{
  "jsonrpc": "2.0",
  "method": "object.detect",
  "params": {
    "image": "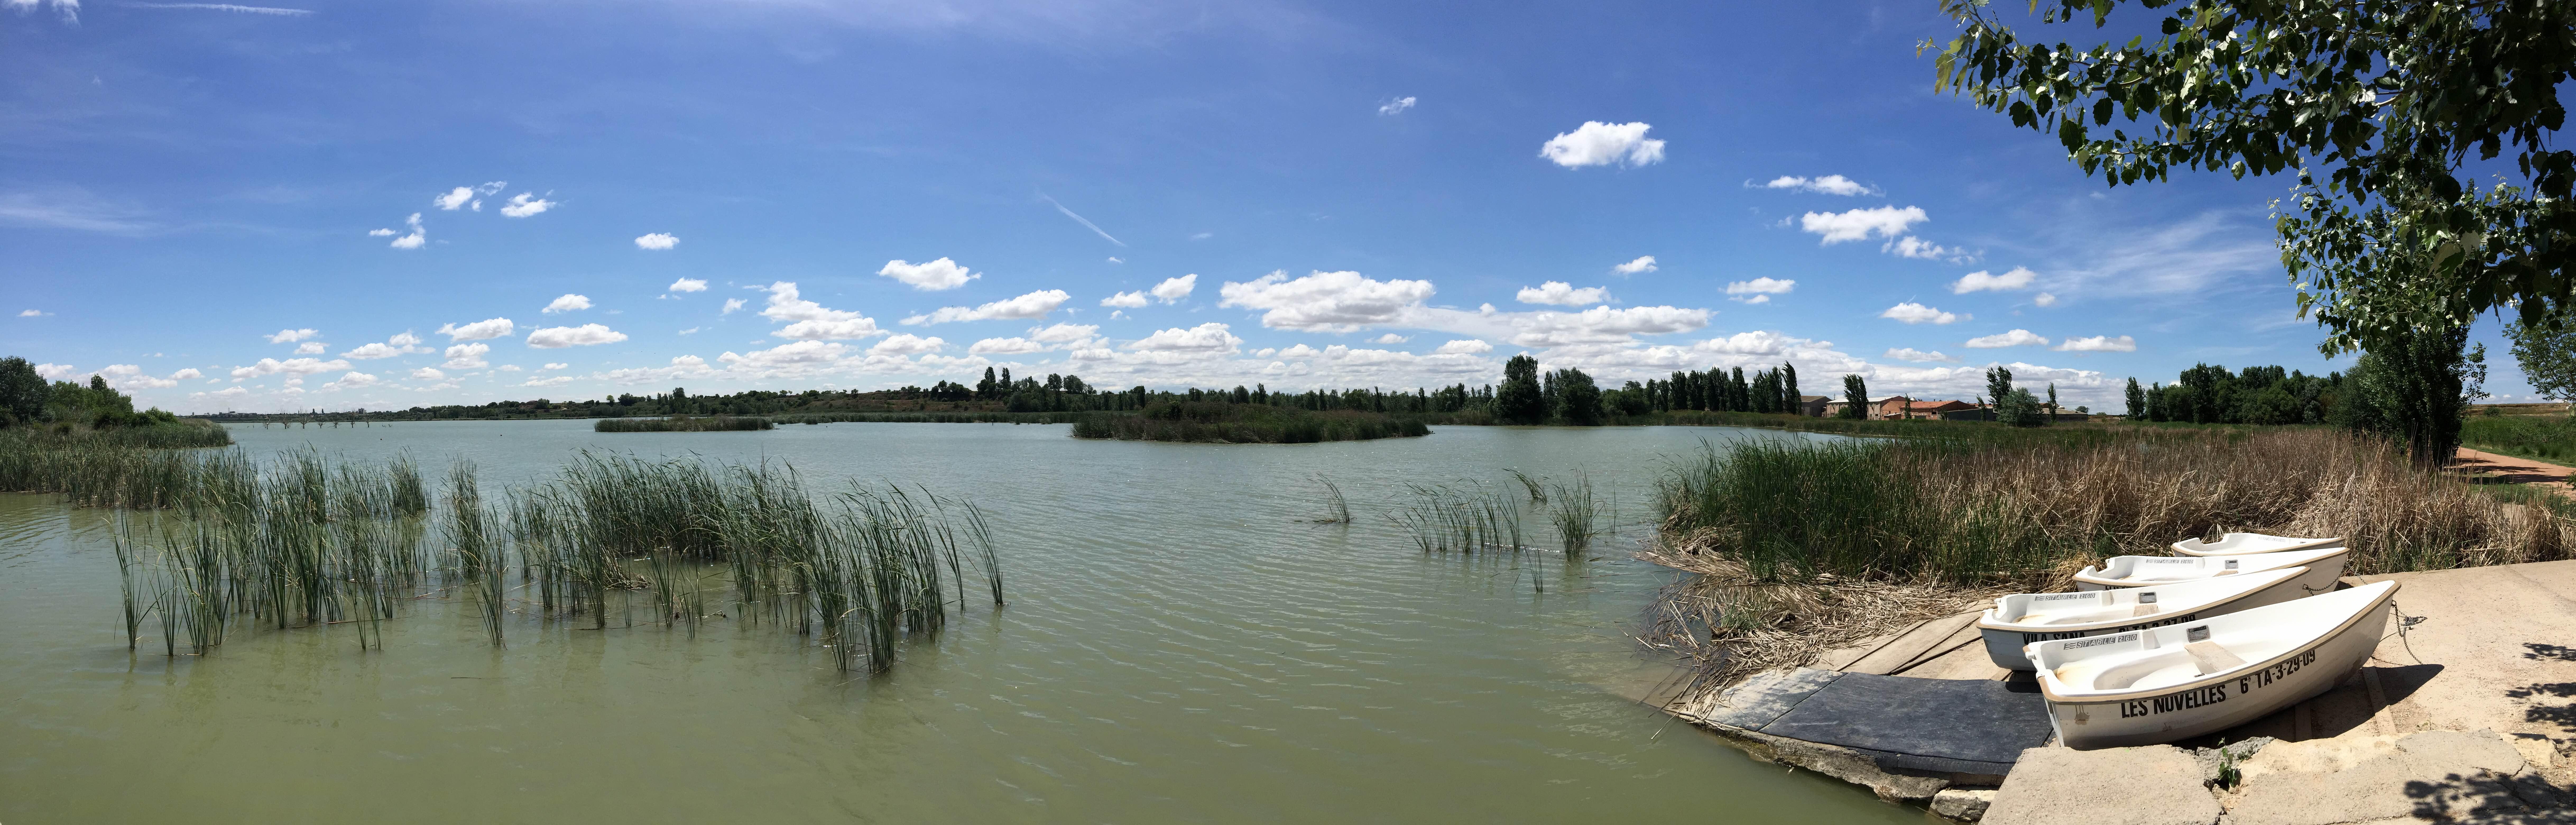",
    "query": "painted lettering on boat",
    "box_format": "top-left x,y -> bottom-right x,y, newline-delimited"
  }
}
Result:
2138,558 -> 2196,564
2111,646 -> 2321,719
2020,613 -> 2199,644
2032,593 -> 2096,602
2062,632 -> 2136,650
